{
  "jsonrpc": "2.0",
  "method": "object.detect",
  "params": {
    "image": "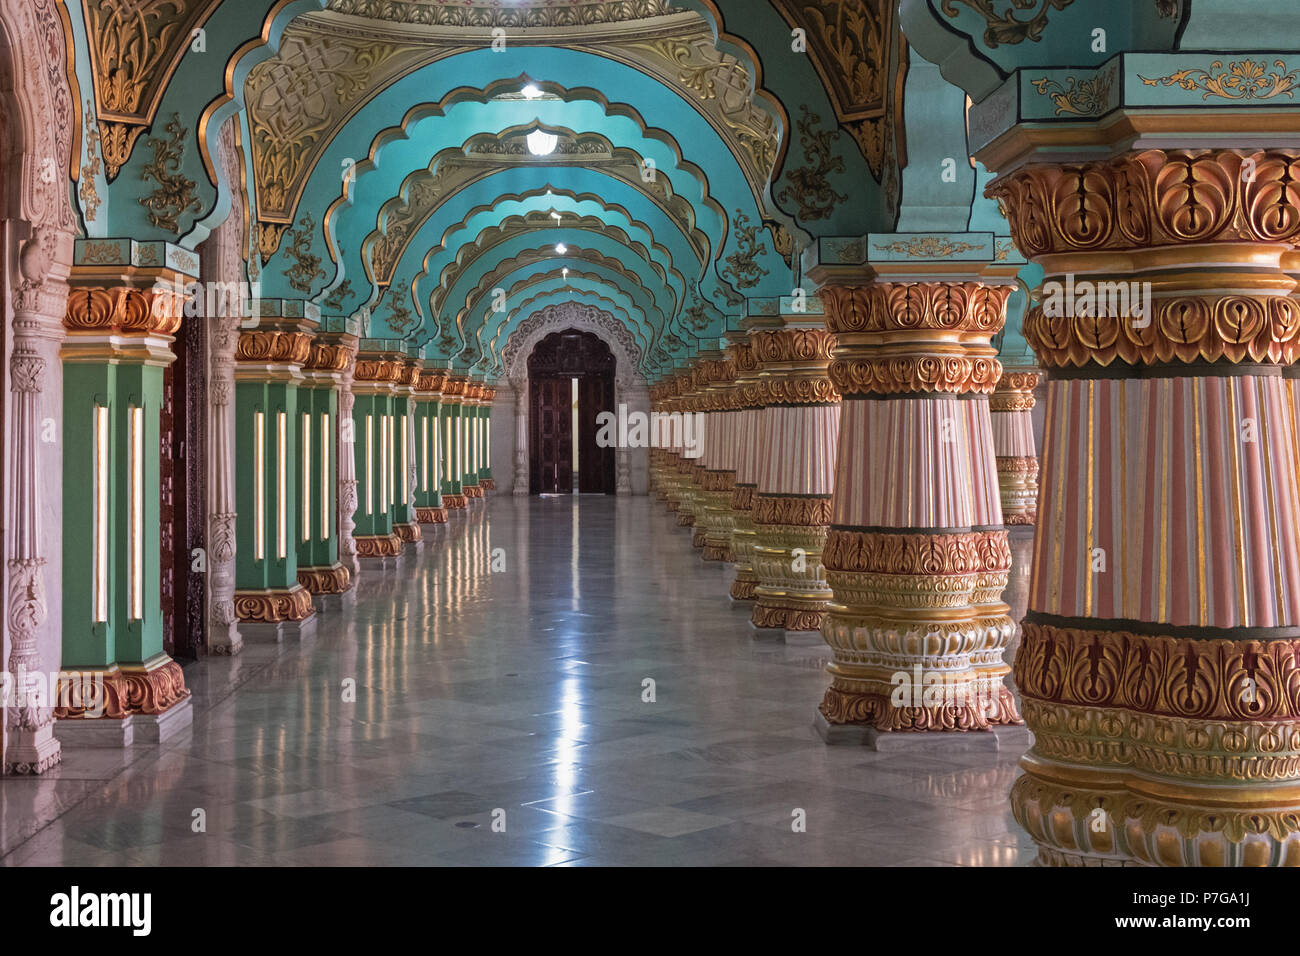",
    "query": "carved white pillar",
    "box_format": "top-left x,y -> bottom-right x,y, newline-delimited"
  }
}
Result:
615,381 -> 631,495
512,378 -> 528,496
338,341 -> 360,578
202,144 -> 244,654
5,228 -> 67,774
